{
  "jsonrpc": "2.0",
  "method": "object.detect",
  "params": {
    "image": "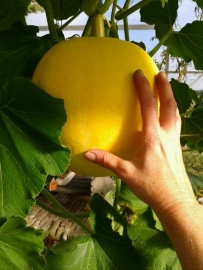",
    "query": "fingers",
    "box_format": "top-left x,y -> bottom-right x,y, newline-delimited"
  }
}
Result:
156,72 -> 178,130
85,149 -> 133,179
133,70 -> 159,130
133,70 -> 159,147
